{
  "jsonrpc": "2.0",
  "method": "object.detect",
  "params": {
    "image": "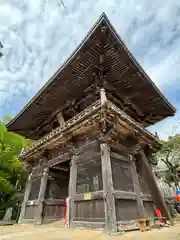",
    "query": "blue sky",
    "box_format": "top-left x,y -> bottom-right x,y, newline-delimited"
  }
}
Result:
0,0 -> 180,140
